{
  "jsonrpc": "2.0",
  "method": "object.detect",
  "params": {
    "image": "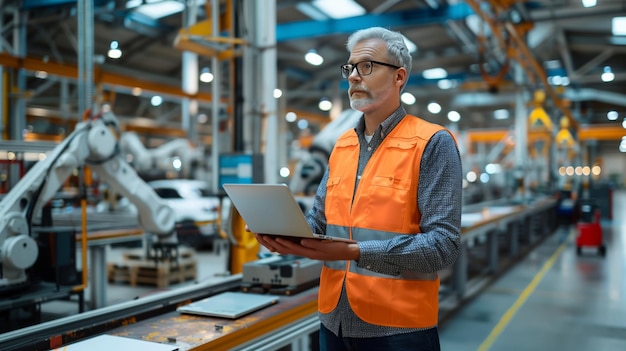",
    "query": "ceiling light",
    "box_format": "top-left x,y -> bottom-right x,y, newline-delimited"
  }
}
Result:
132,0 -> 185,20
150,95 -> 162,106
607,110 -> 619,121
312,0 -> 365,19
422,68 -> 448,79
285,112 -> 297,122
305,49 -> 324,66
318,97 -> 332,111
296,3 -> 328,20
548,76 -> 559,85
582,0 -> 597,8
108,40 -> 122,59
199,67 -> 213,83
297,119 -> 309,130
401,92 -> 416,105
601,66 -> 614,82
427,102 -> 441,114
612,17 -> 626,35
273,88 -> 283,98
494,109 -> 509,120
437,79 -> 456,90
448,111 -> 461,122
